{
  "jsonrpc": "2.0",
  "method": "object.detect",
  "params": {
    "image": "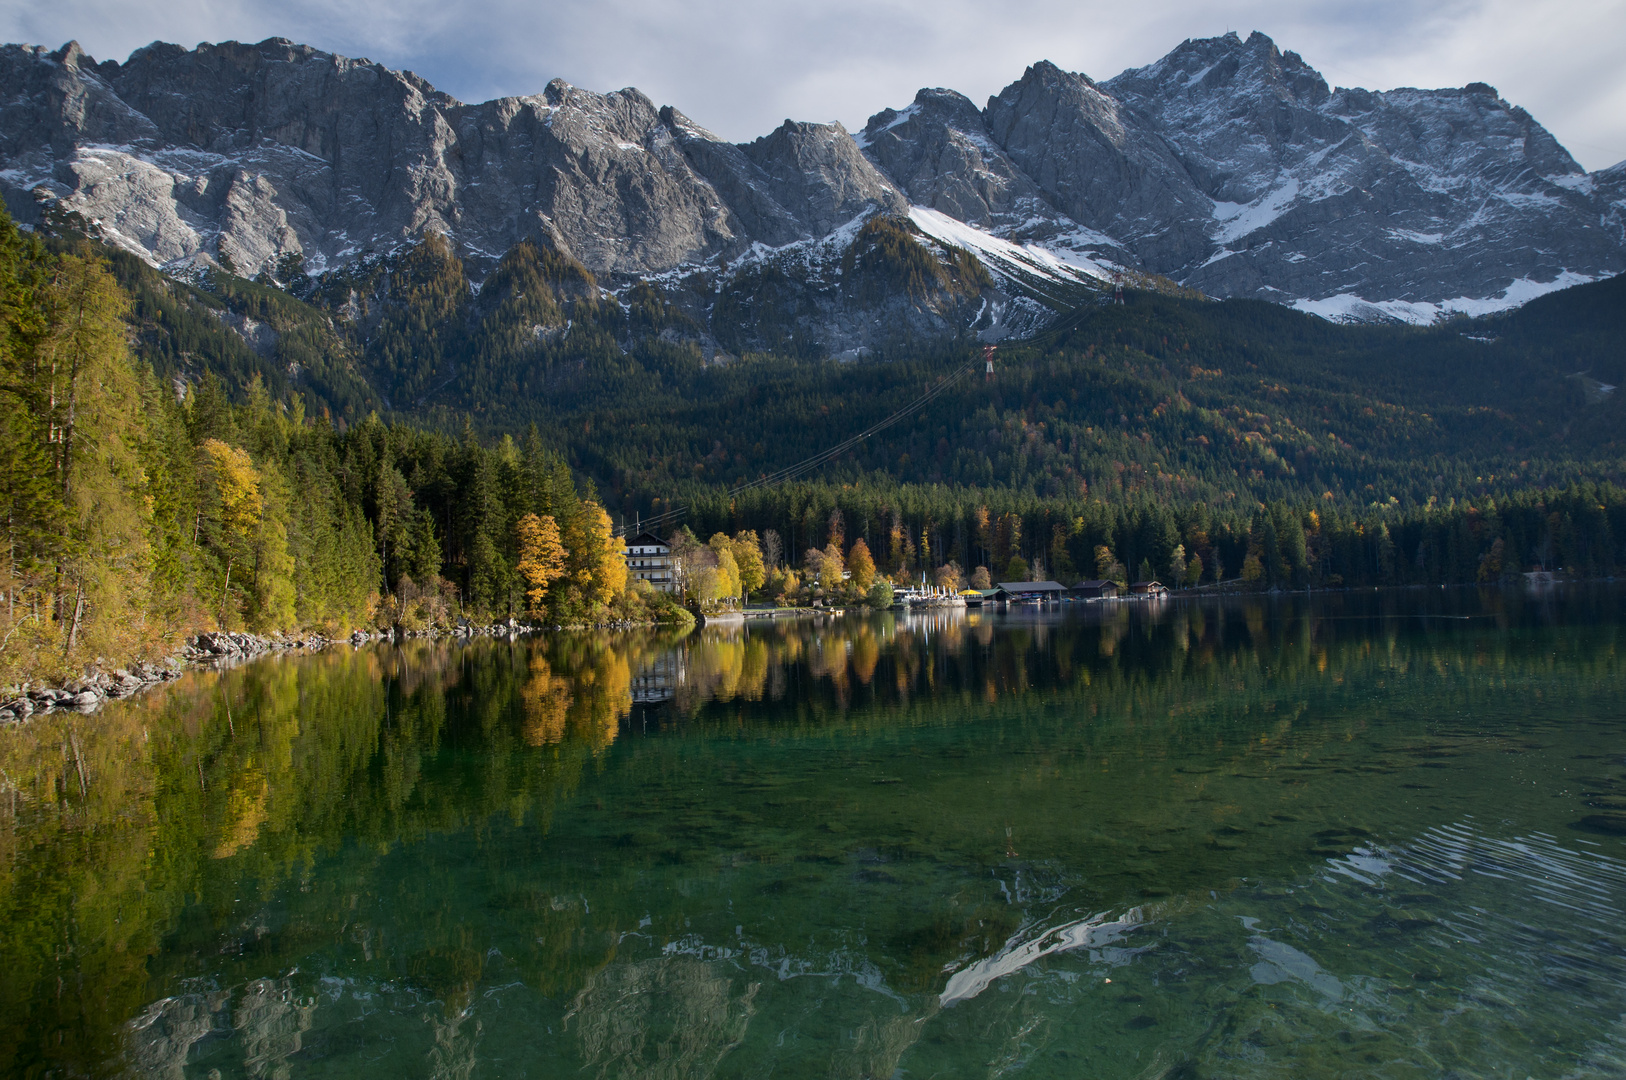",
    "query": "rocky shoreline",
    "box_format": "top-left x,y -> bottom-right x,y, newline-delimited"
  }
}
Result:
0,617 -> 689,724
0,630 -> 334,724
